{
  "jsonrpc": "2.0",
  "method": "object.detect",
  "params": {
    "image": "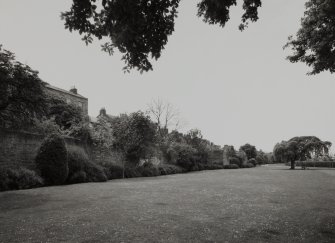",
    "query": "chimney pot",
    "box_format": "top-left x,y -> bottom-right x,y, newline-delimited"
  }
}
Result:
70,86 -> 77,94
